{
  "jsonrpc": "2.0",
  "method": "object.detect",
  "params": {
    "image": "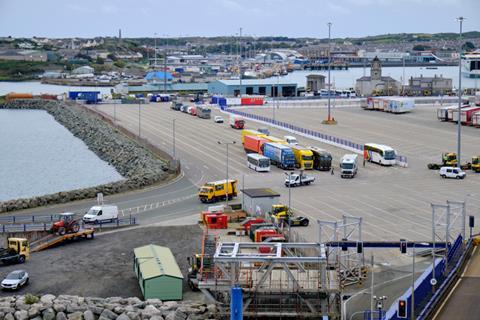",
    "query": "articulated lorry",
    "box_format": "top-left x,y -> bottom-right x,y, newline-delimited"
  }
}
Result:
243,135 -> 268,154
196,105 -> 211,119
340,154 -> 358,178
263,142 -> 296,170
230,116 -> 245,129
291,145 -> 314,170
241,129 -> 267,144
306,146 -> 332,171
